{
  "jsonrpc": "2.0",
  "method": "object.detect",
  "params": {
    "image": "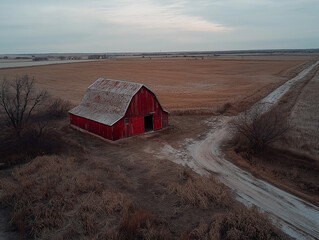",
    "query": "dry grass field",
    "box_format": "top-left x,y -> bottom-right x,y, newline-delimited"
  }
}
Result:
286,70 -> 319,158
0,55 -> 315,239
0,114 -> 286,239
0,57 -> 308,111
